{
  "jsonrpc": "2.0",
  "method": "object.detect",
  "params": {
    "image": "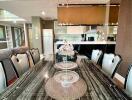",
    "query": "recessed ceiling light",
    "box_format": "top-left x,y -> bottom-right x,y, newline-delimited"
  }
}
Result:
41,11 -> 45,15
